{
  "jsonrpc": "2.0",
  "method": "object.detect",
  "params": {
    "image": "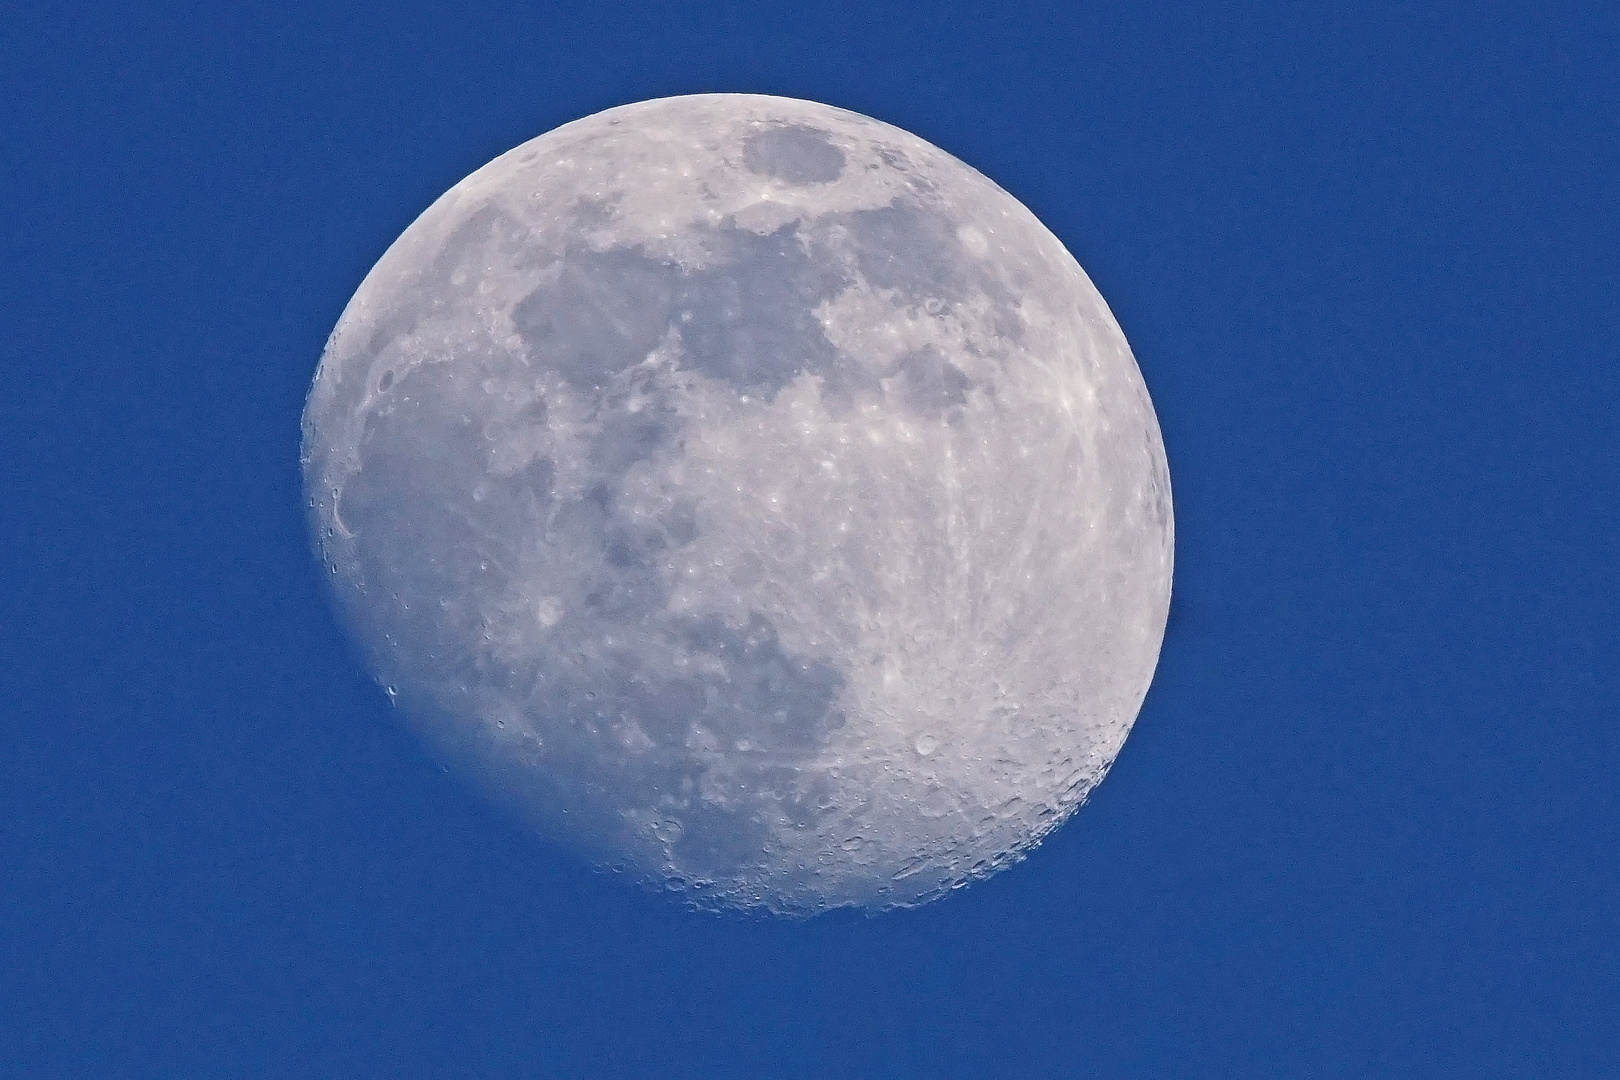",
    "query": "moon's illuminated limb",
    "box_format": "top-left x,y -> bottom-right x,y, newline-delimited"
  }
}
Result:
302,95 -> 1172,914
